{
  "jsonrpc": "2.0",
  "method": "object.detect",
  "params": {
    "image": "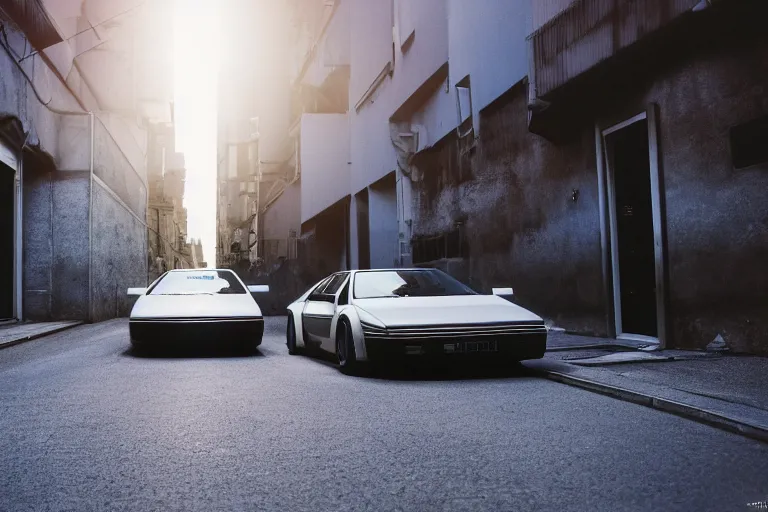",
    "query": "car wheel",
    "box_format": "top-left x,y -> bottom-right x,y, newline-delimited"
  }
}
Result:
287,315 -> 299,355
336,317 -> 361,375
